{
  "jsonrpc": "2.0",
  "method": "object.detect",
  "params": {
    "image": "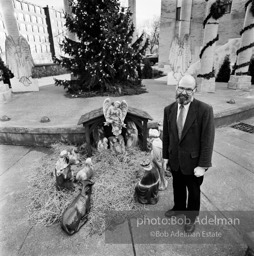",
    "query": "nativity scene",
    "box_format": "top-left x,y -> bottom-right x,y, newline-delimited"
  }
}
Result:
29,99 -> 171,236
